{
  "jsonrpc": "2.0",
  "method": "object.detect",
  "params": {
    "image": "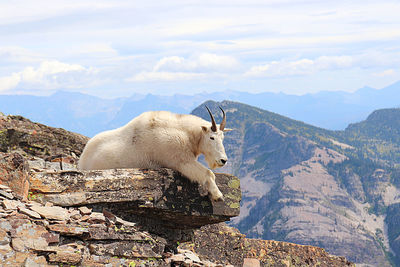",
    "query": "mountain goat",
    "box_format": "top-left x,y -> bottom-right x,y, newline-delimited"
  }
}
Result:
78,106 -> 231,201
